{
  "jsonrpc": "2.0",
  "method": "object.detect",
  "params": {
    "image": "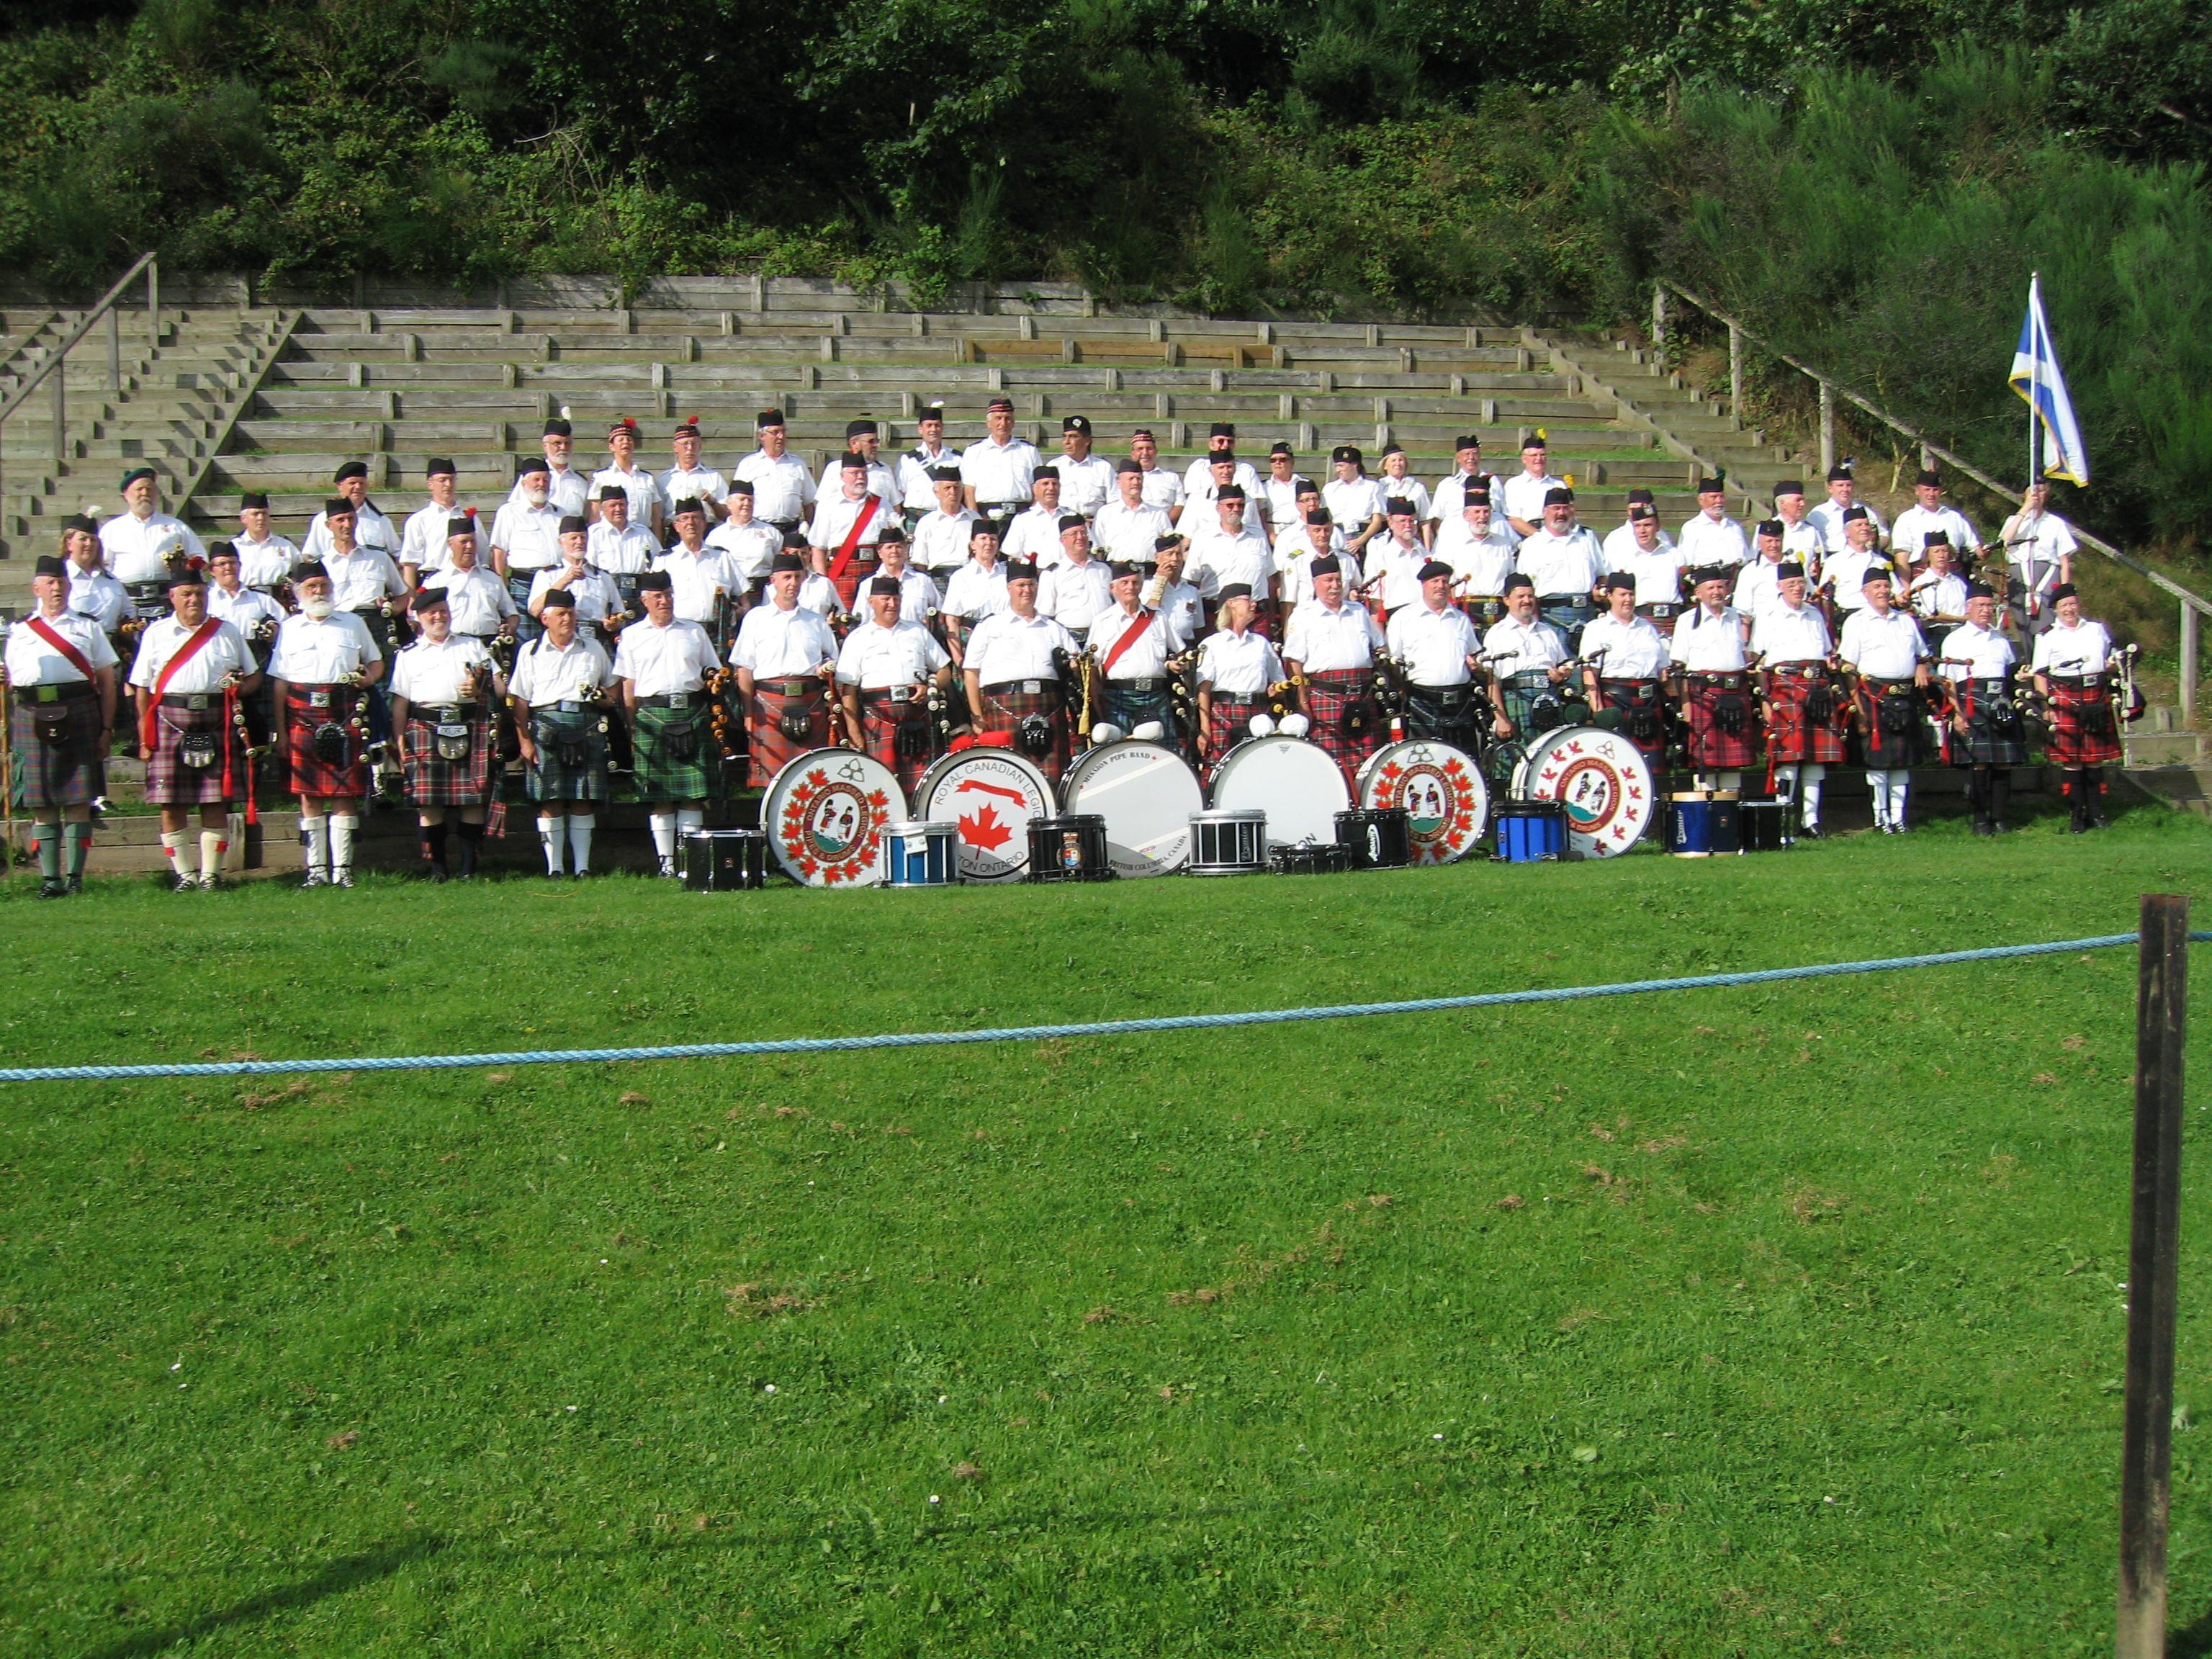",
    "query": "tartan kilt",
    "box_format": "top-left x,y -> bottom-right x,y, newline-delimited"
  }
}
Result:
1593,678 -> 1668,759
1761,667 -> 1848,764
1855,679 -> 1932,768
826,554 -> 881,612
859,688 -> 936,795
402,709 -> 495,807
1102,681 -> 1175,734
526,706 -> 610,803
283,685 -> 369,798
8,689 -> 105,813
2045,676 -> 2122,766
1205,696 -> 1267,759
631,701 -> 718,801
1496,670 -> 1557,739
1403,683 -> 1486,749
1684,673 -> 1759,769
145,697 -> 246,806
748,682 -> 834,788
1950,678 -> 2031,766
1301,667 -> 1384,781
980,683 -> 1071,783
